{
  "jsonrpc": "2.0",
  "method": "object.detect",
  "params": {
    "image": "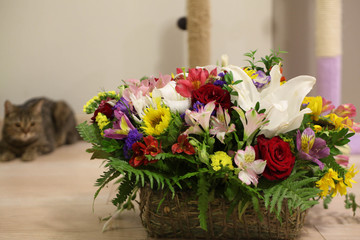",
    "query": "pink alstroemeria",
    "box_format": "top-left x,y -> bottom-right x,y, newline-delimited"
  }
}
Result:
175,67 -> 217,98
333,103 -> 357,119
234,146 -> 266,186
343,117 -> 360,133
184,101 -> 216,135
296,128 -> 330,170
122,74 -> 172,101
321,97 -> 335,114
104,109 -> 135,139
233,107 -> 268,141
210,105 -> 236,143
